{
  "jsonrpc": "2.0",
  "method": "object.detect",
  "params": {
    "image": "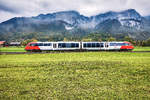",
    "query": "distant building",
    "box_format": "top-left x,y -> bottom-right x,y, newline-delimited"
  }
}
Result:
9,42 -> 21,46
0,41 -> 6,47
